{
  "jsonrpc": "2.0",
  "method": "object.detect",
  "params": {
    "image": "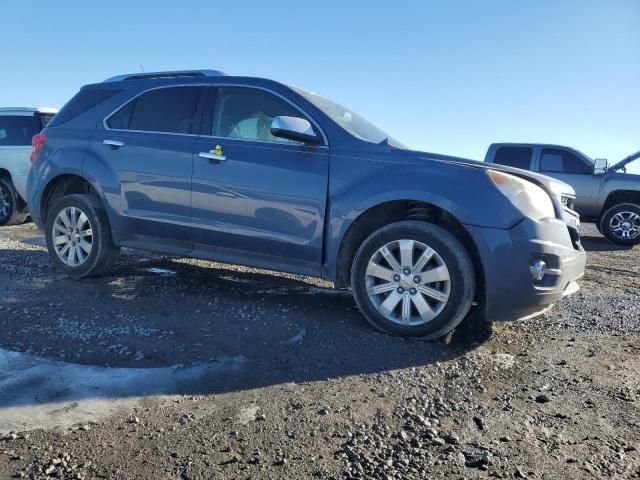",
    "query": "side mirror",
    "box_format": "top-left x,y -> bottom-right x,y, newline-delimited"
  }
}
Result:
593,158 -> 608,174
270,116 -> 321,145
